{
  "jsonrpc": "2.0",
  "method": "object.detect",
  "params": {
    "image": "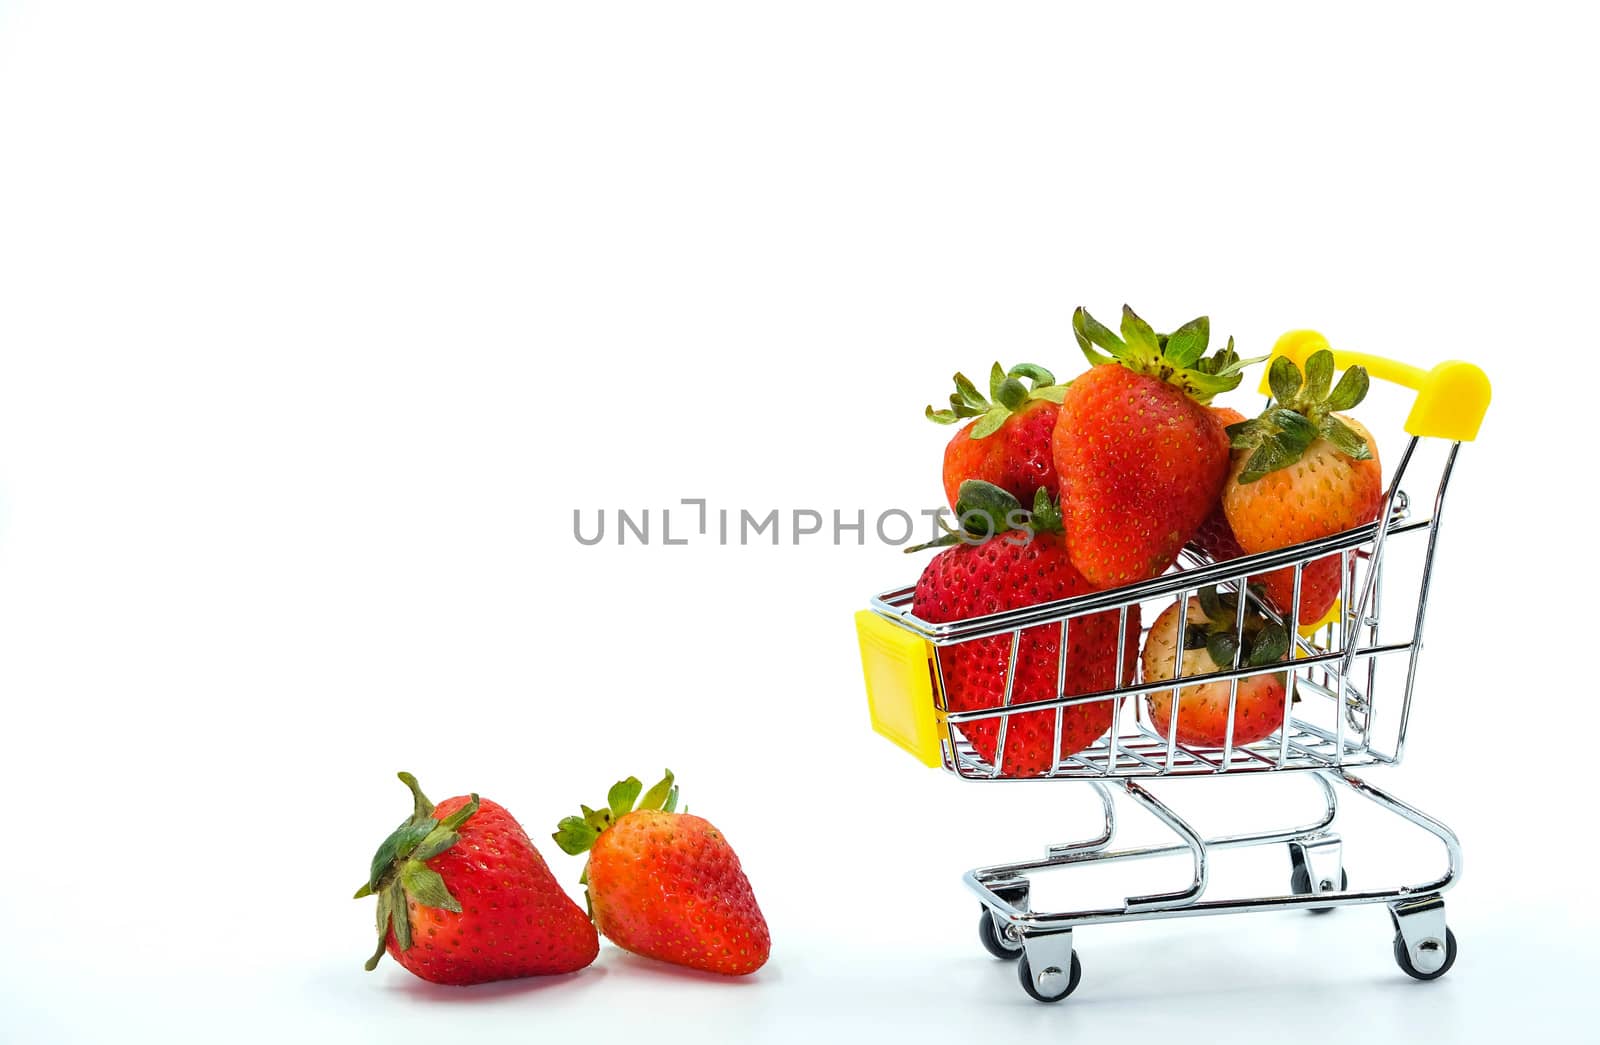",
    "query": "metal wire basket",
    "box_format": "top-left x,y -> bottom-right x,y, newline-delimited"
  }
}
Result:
854,333 -> 1490,1002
